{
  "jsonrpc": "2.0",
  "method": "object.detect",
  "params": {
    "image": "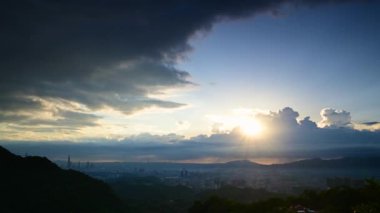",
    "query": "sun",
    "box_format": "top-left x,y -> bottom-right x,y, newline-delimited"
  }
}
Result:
239,119 -> 263,137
